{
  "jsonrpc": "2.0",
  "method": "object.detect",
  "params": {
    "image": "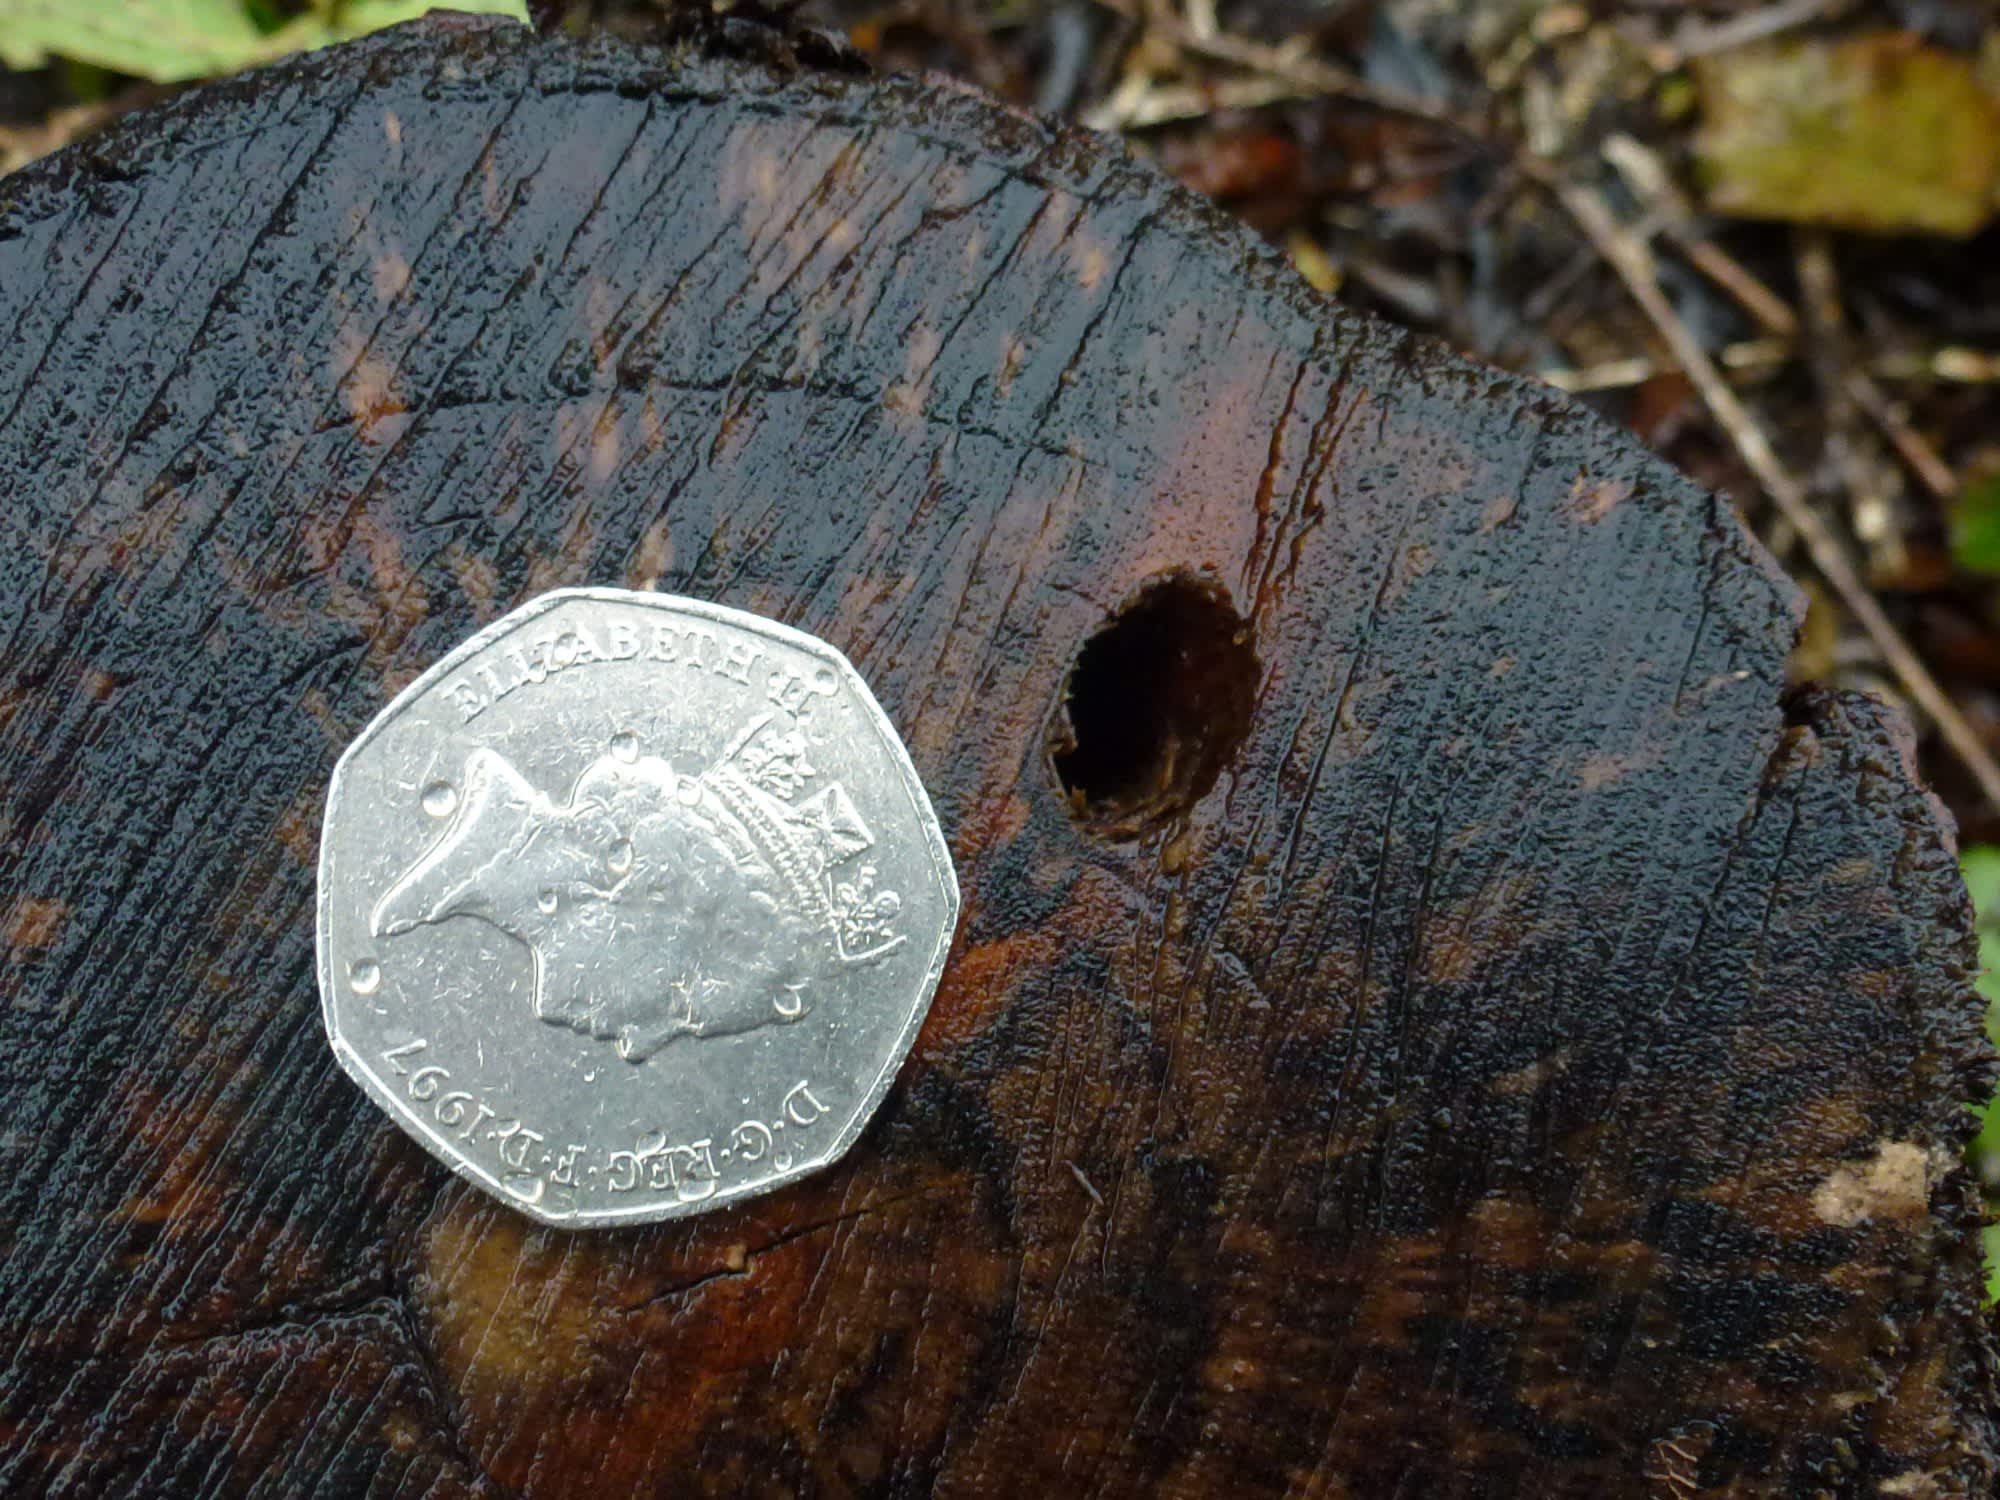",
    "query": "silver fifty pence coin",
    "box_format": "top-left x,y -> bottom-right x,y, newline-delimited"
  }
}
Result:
315,587 -> 960,1226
